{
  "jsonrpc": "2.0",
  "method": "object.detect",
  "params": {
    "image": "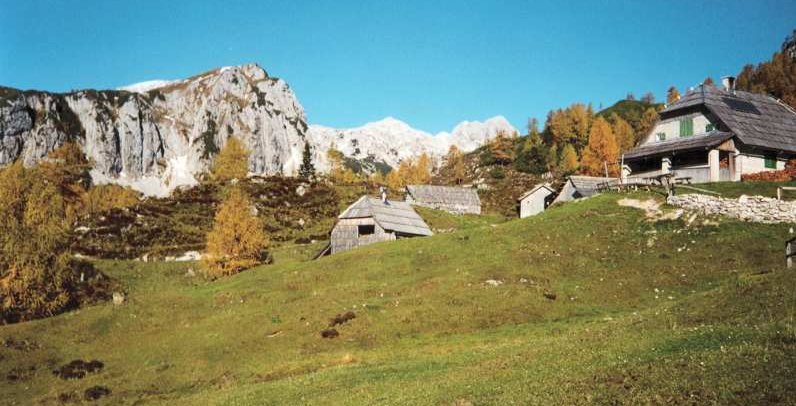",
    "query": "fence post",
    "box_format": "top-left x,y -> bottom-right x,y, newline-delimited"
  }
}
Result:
778,187 -> 782,201
788,240 -> 793,269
